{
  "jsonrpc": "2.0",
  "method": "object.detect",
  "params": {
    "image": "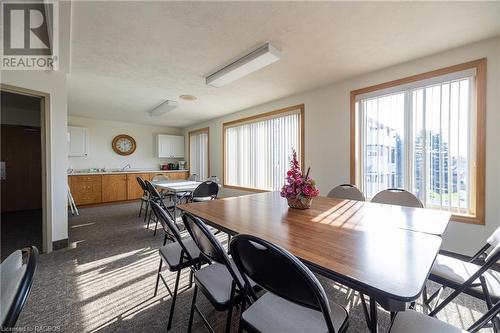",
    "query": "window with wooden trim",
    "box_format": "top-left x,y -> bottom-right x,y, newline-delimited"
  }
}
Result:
351,59 -> 486,224
223,105 -> 304,191
189,128 -> 209,180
